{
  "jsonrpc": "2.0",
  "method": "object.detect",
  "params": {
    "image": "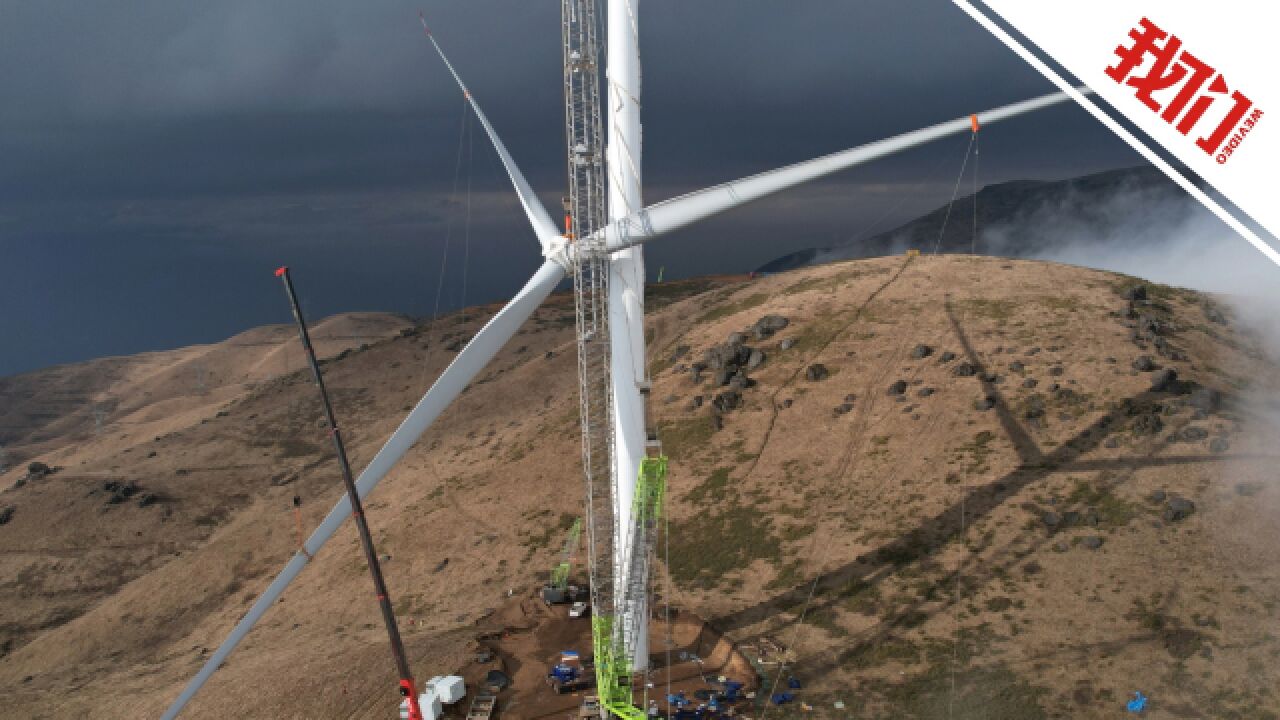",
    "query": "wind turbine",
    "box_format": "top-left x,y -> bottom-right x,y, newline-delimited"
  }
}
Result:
161,3 -> 1082,717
